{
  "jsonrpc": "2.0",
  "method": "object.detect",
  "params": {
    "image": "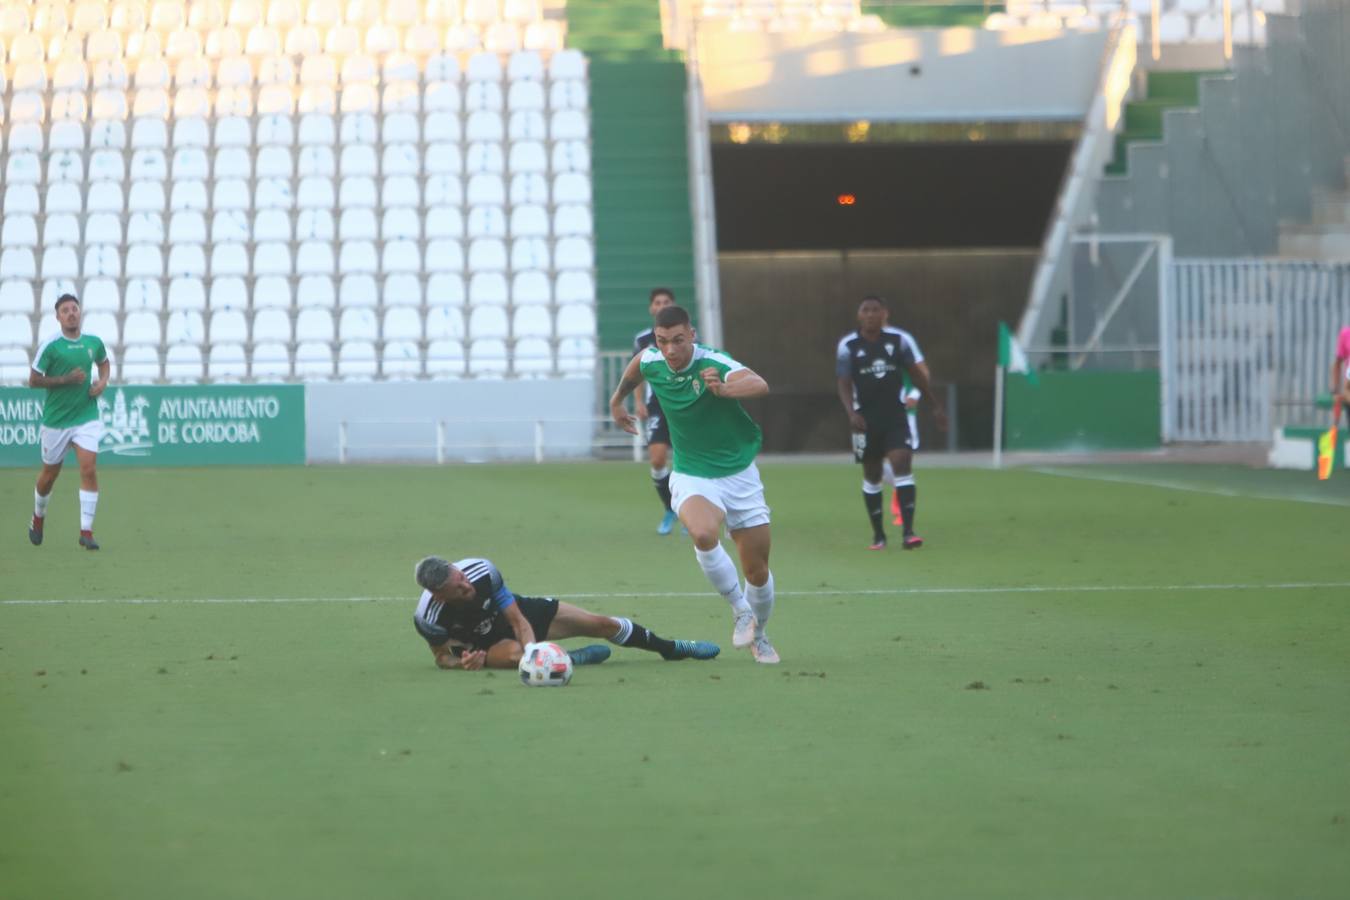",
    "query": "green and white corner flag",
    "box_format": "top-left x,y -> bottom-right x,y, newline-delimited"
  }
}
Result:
998,322 -> 1036,384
